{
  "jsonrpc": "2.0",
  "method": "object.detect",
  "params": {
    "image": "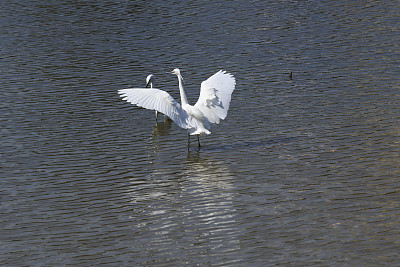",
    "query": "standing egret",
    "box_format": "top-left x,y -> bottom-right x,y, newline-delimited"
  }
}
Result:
145,74 -> 159,120
118,68 -> 236,148
145,74 -> 155,88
